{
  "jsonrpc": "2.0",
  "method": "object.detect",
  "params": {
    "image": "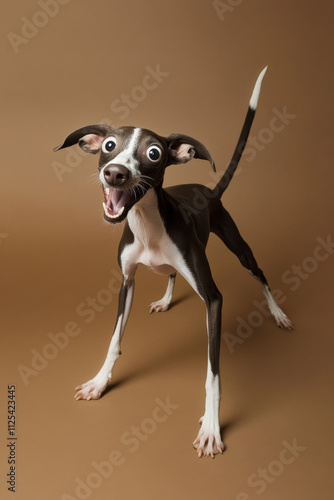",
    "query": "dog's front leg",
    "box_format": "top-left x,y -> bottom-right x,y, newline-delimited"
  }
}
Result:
75,273 -> 135,401
193,286 -> 225,458
175,252 -> 224,457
